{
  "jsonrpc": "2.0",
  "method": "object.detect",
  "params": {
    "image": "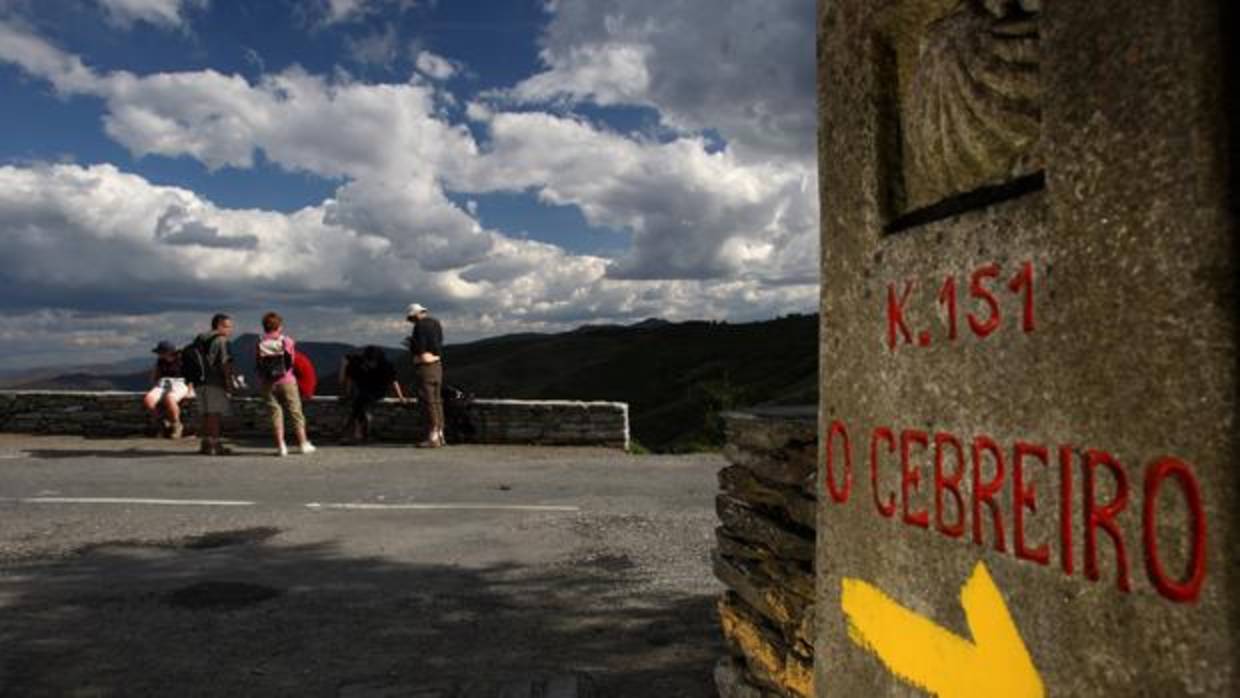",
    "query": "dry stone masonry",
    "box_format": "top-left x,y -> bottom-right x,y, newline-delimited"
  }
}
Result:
713,408 -> 817,698
0,391 -> 629,449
